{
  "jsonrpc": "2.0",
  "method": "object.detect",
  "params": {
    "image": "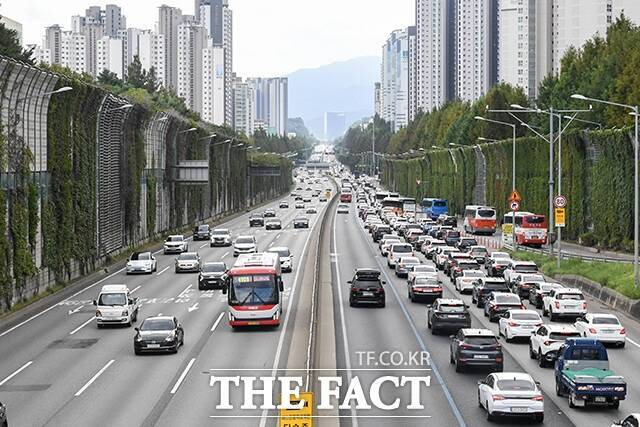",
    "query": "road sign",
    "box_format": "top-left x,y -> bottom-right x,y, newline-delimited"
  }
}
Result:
280,392 -> 313,427
554,195 -> 567,208
510,201 -> 520,211
508,190 -> 522,203
555,208 -> 566,227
